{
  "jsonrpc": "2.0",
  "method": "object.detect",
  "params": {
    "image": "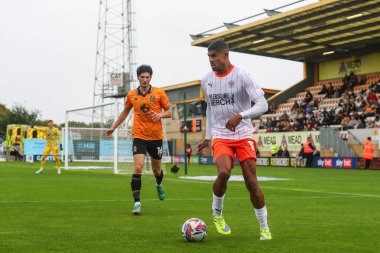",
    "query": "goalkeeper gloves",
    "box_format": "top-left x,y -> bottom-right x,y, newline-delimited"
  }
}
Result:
60,144 -> 63,150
